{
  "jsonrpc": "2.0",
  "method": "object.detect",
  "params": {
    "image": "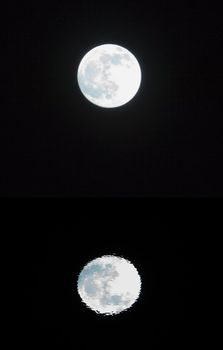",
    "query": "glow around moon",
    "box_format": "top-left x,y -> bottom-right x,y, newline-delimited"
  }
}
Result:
77,44 -> 141,108
77,255 -> 141,315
